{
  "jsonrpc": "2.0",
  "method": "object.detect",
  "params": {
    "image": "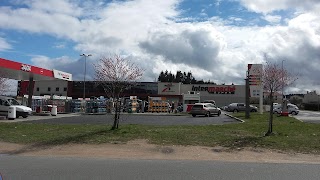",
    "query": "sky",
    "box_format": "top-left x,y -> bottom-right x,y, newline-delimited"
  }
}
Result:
0,0 -> 320,95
